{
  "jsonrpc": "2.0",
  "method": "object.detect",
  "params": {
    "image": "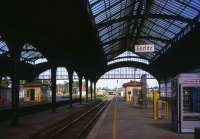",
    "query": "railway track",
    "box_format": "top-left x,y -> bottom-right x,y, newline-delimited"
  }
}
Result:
30,100 -> 110,139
